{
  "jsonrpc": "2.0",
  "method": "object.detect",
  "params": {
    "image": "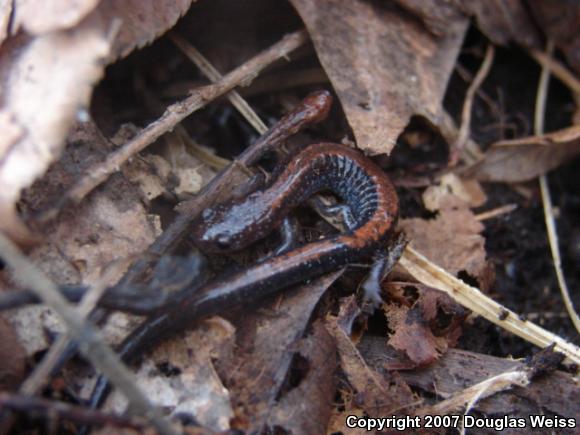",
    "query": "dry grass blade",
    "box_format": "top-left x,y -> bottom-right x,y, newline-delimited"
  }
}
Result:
417,369 -> 529,416
529,48 -> 580,95
400,247 -> 580,365
534,40 -> 580,334
453,43 -> 495,164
